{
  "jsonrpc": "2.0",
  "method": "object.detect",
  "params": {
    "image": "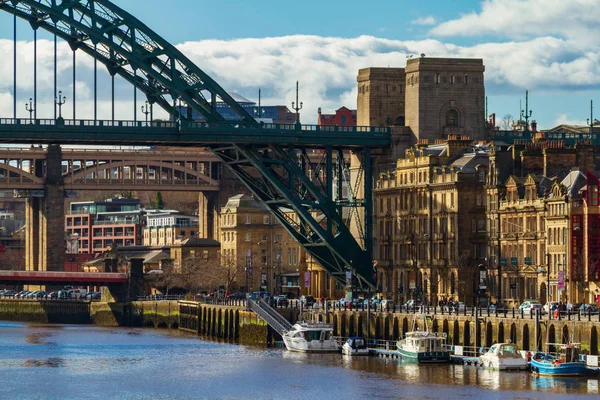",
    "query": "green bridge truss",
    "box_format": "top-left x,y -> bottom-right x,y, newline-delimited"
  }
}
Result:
0,0 -> 389,290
